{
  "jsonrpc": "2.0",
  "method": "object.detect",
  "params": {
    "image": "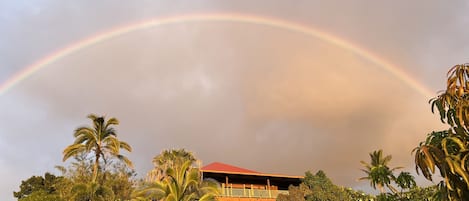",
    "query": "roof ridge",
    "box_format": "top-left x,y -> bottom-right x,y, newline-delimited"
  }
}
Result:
201,161 -> 260,174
